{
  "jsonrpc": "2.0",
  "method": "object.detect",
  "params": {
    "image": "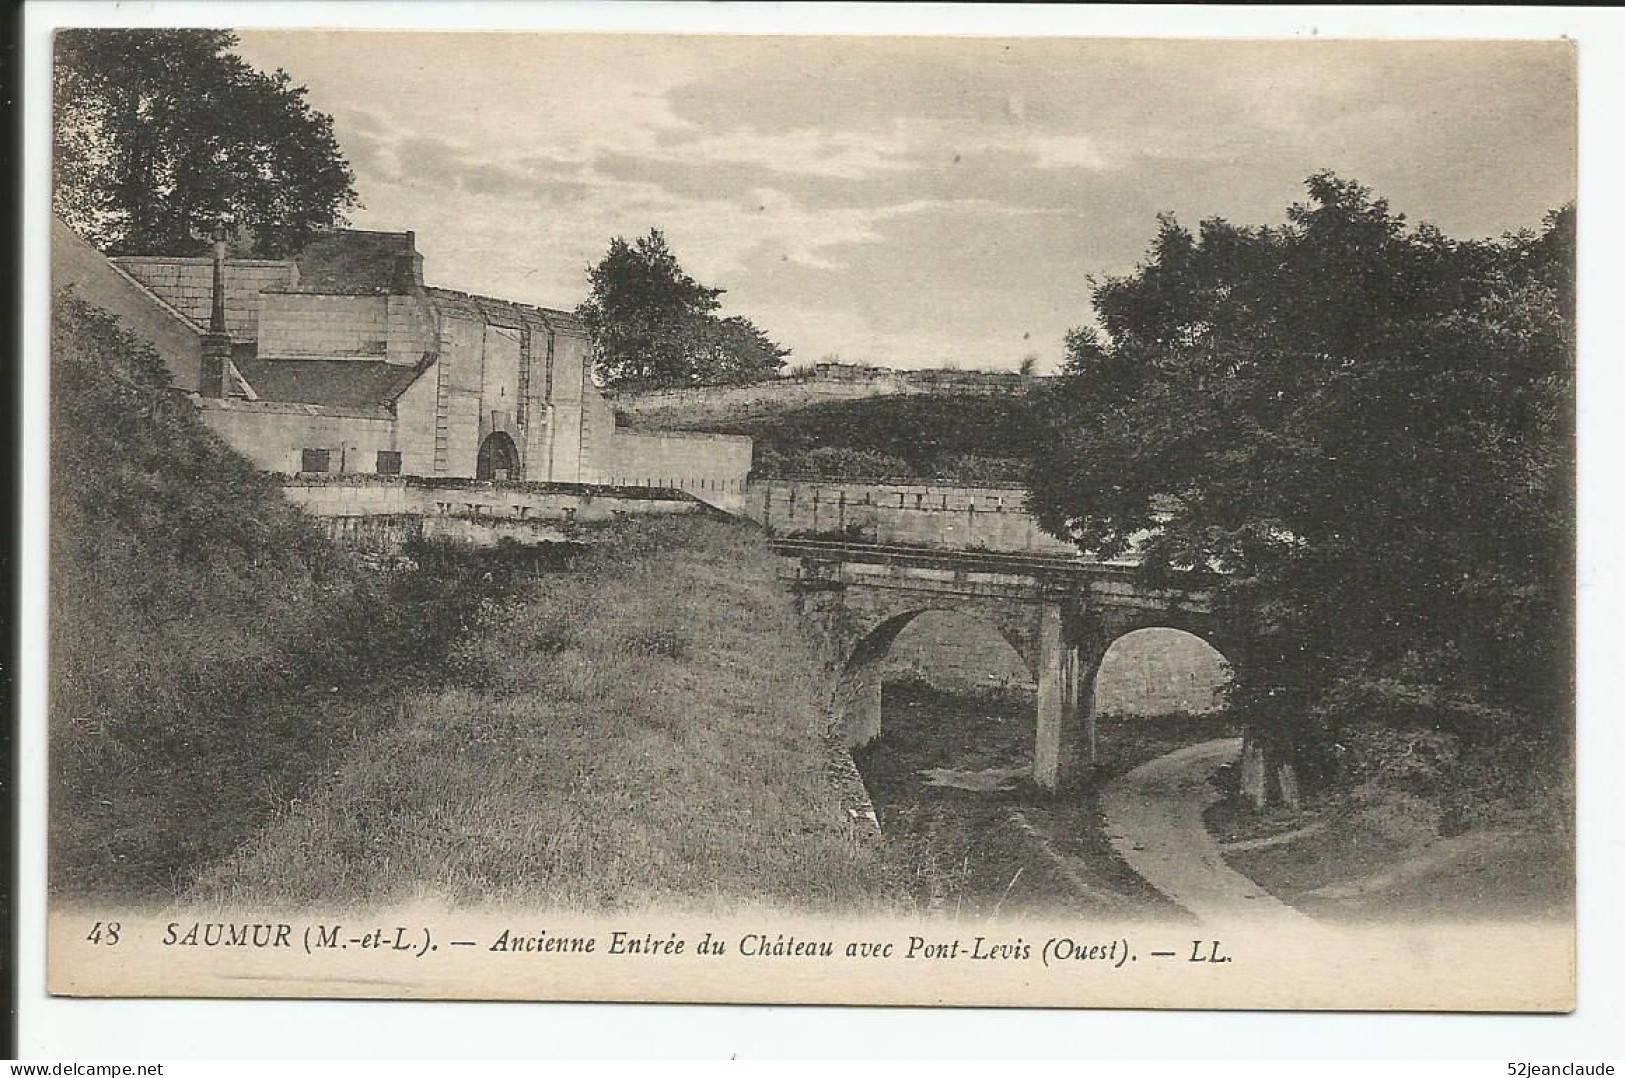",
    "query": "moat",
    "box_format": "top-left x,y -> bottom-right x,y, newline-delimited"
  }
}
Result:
853,677 -> 1238,920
